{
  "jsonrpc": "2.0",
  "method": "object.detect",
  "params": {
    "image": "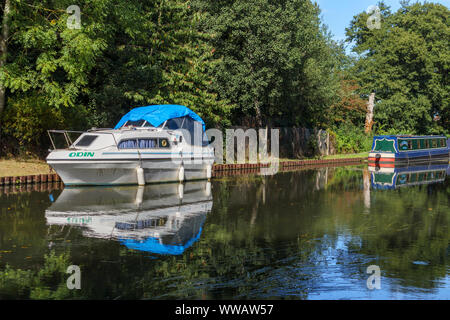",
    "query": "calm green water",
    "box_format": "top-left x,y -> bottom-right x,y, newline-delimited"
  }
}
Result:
0,164 -> 449,300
